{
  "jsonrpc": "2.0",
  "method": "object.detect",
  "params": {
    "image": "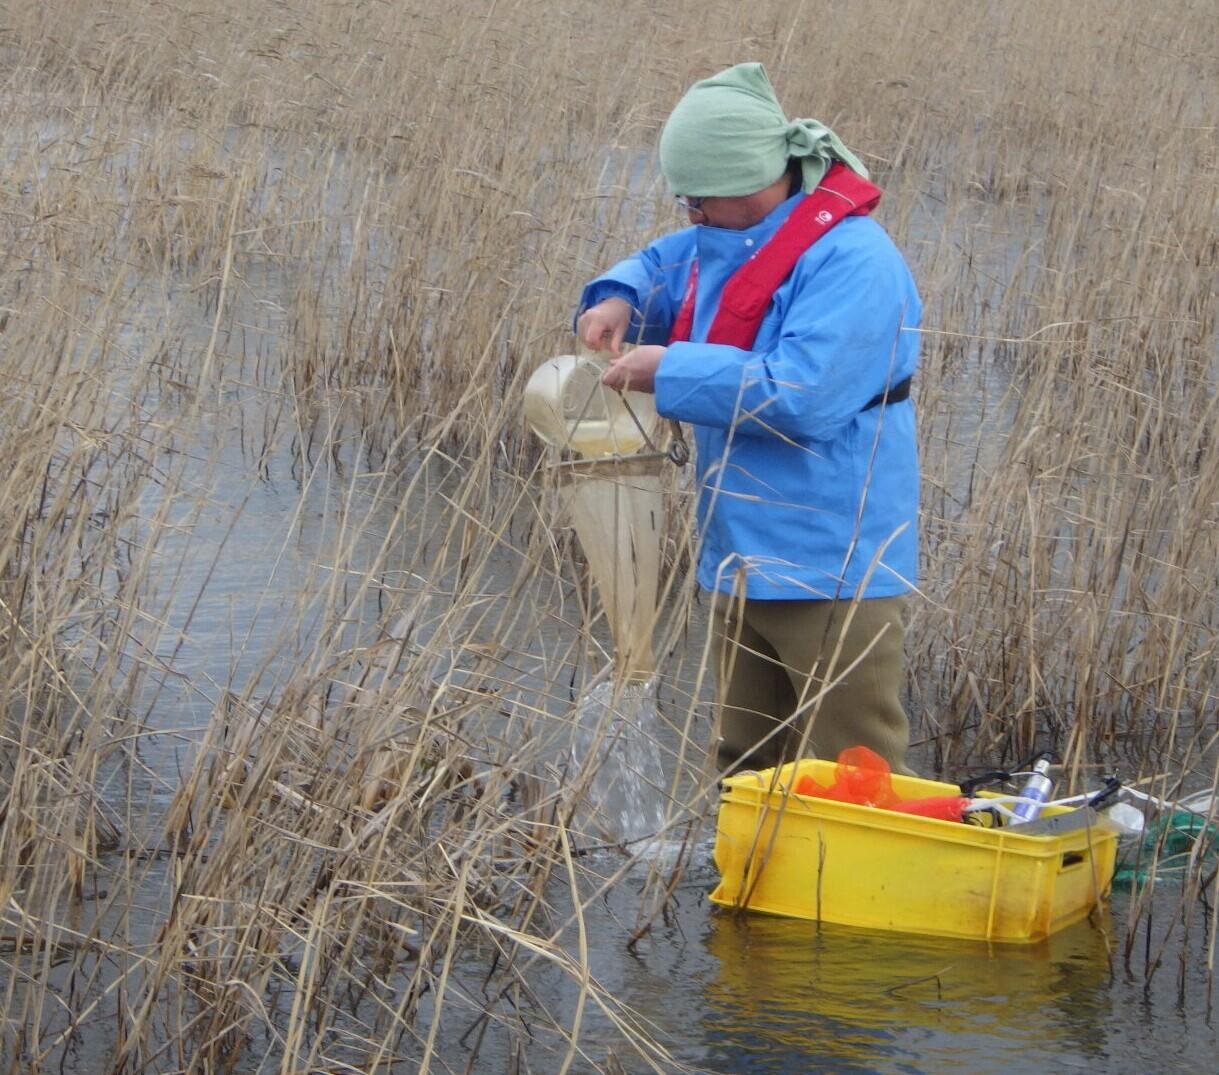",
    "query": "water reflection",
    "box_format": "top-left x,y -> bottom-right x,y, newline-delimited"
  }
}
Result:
691,906 -> 1115,1073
